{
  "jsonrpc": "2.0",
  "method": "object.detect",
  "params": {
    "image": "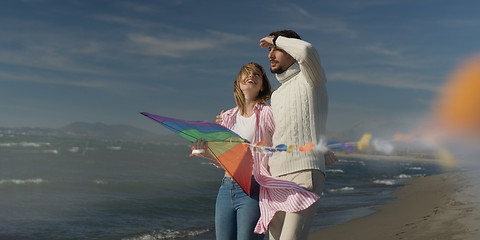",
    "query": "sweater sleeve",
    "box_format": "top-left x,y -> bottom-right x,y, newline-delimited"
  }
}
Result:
275,36 -> 327,88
